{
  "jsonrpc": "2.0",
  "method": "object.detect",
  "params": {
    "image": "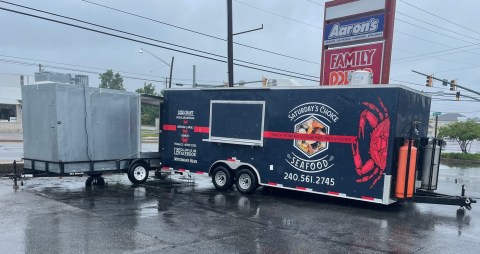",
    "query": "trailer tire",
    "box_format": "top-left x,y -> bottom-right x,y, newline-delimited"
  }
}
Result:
212,166 -> 233,190
128,161 -> 149,184
235,168 -> 258,194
